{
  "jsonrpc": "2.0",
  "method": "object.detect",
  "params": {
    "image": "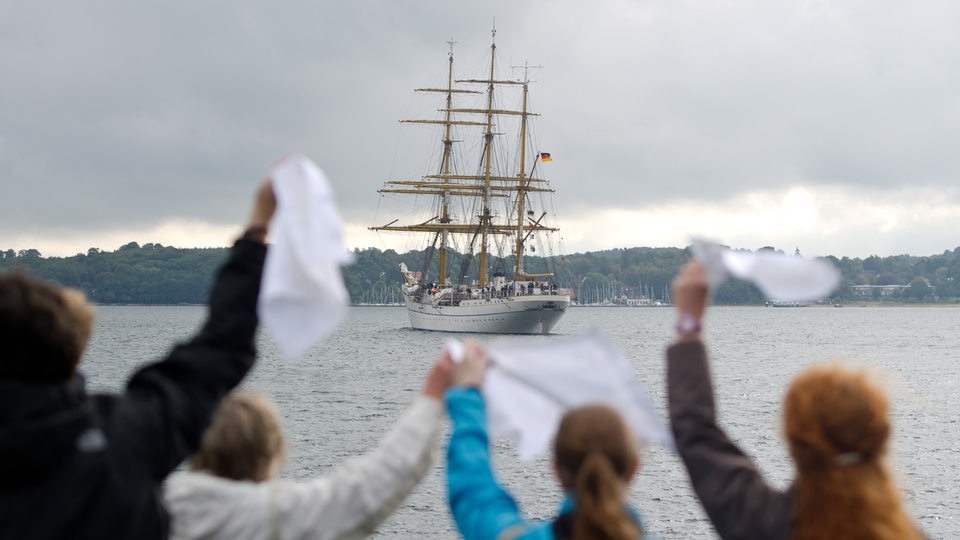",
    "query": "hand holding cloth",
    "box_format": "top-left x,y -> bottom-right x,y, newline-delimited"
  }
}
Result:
258,155 -> 354,359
